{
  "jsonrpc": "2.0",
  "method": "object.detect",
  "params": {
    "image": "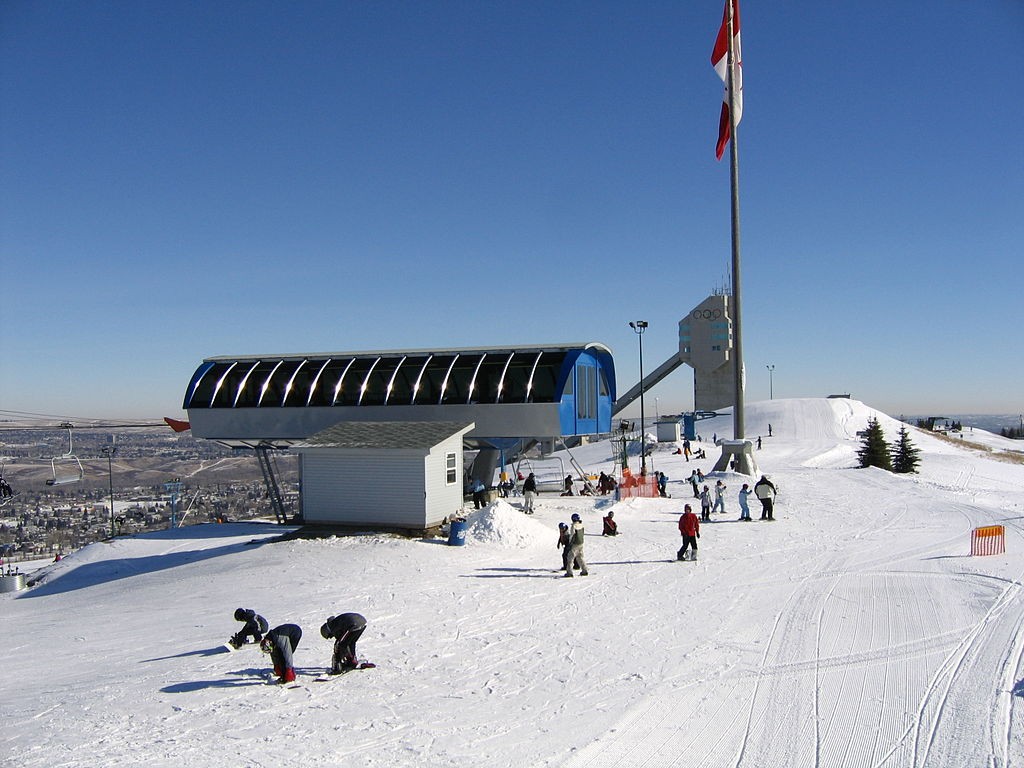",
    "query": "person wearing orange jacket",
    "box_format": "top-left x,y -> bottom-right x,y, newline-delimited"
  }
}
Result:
677,504 -> 700,561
